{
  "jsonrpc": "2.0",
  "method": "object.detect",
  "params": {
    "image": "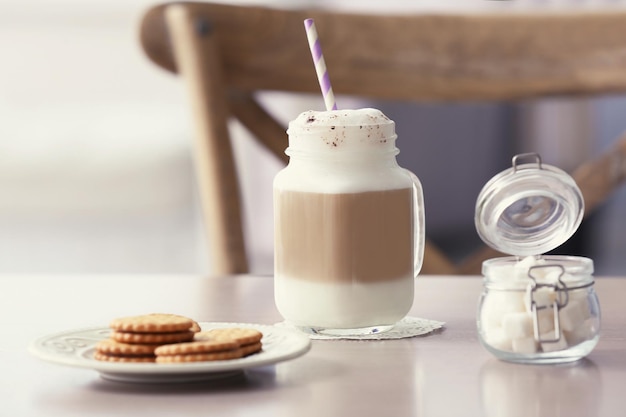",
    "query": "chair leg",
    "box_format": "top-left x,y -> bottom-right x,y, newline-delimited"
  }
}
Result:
228,92 -> 289,165
421,241 -> 458,275
457,246 -> 504,275
166,5 -> 249,275
573,131 -> 626,217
